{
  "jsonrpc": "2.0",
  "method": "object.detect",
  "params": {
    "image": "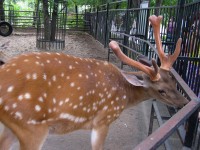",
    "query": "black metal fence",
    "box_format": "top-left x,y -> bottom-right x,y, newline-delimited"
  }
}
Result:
85,1 -> 200,149
1,5 -> 36,28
